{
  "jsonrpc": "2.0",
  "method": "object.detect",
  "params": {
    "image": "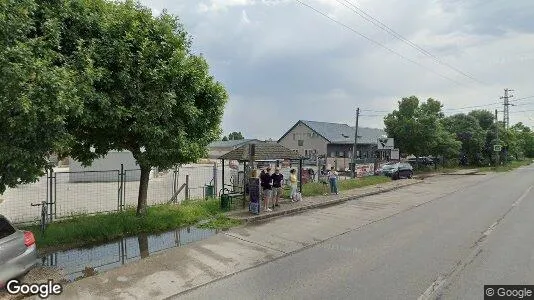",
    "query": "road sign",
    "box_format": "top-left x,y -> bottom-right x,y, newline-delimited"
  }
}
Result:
494,145 -> 502,152
377,137 -> 394,150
